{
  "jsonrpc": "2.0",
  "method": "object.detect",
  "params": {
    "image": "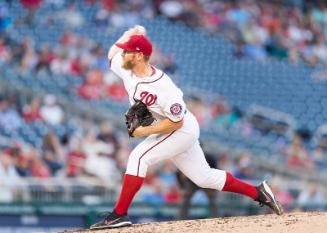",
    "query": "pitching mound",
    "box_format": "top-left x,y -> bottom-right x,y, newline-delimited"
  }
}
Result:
68,212 -> 326,233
